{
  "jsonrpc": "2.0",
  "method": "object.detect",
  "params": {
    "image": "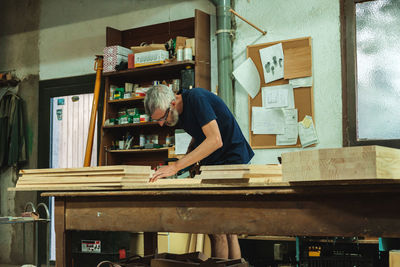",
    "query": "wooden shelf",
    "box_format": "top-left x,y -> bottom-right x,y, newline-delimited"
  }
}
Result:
103,60 -> 195,79
103,122 -> 159,129
99,10 -> 210,167
107,147 -> 170,153
108,96 -> 145,104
